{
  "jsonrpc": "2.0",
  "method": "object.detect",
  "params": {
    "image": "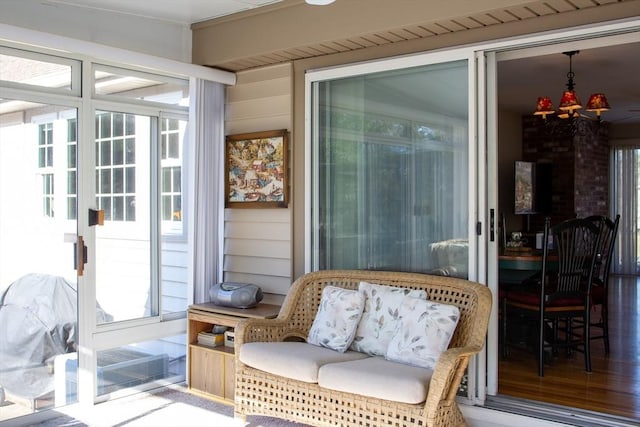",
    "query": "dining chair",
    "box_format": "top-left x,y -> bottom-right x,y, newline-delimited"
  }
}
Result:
583,214 -> 620,354
502,216 -> 602,376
